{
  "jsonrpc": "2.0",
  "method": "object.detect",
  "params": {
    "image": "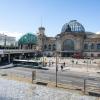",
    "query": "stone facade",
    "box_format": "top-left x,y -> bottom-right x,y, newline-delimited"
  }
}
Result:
37,27 -> 56,56
37,20 -> 100,58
